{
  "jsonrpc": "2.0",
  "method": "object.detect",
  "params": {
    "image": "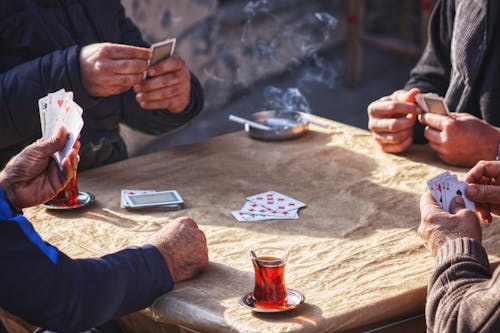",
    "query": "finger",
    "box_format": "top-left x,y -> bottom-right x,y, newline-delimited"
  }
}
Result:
372,129 -> 412,145
136,82 -> 189,102
103,44 -> 151,60
379,136 -> 413,153
39,127 -> 69,156
465,160 -> 500,183
368,115 -> 416,134
423,126 -> 443,144
392,88 -> 421,103
367,100 -> 419,118
110,73 -> 144,87
136,68 -> 190,92
176,216 -> 199,229
476,208 -> 492,224
147,56 -> 185,77
465,183 -> 500,204
449,196 -> 466,214
418,112 -> 452,130
109,59 -> 149,75
420,191 -> 444,219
